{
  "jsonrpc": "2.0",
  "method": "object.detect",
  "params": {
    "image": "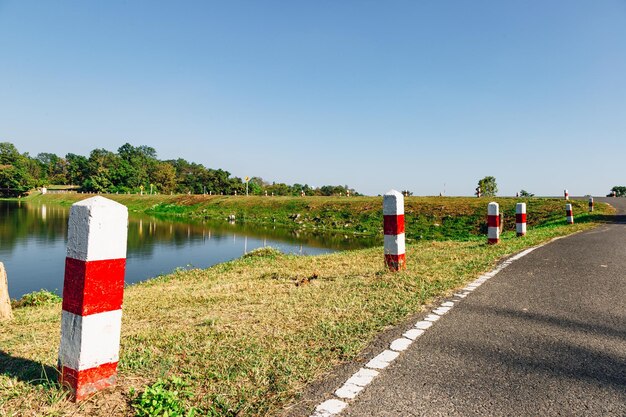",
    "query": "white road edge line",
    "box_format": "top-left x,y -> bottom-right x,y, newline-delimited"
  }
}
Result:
309,243 -> 546,417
